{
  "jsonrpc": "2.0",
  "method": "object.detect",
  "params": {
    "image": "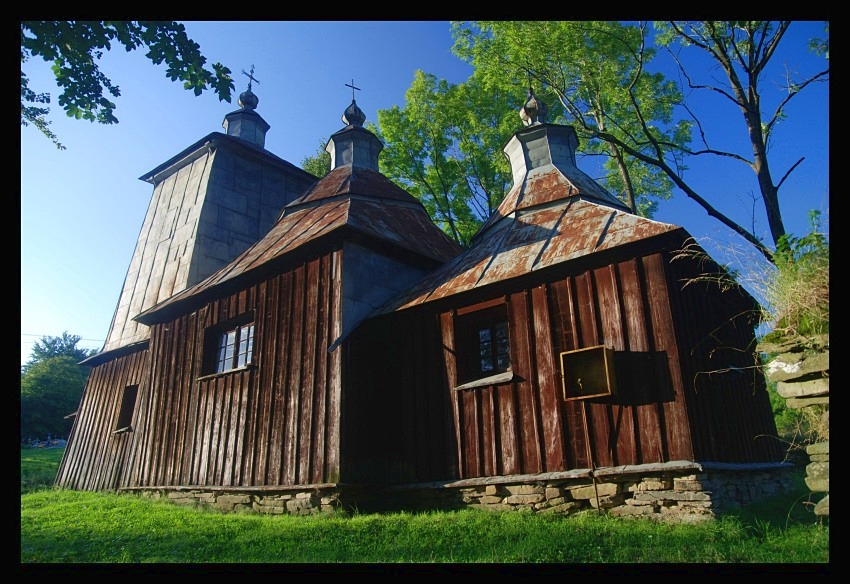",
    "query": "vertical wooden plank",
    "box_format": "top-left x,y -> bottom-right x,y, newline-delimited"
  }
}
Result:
481,387 -> 496,476
531,284 -> 567,471
126,352 -> 153,488
195,379 -> 213,485
298,258 -> 320,483
311,253 -> 331,484
574,271 -> 613,468
595,264 -> 636,466
209,376 -> 225,485
509,290 -> 542,473
461,390 -> 481,477
248,278 -> 269,485
268,272 -> 292,485
440,310 -> 463,478
284,263 -> 305,484
325,248 -> 343,483
617,258 -> 664,463
642,253 -> 694,461
548,277 -> 586,468
497,383 -> 519,475
255,275 -> 275,485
